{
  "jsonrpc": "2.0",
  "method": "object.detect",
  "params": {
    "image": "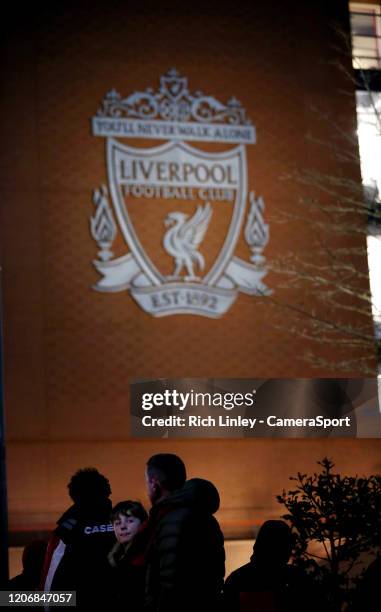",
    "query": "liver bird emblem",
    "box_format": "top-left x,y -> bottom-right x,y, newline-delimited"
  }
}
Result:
163,202 -> 213,280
